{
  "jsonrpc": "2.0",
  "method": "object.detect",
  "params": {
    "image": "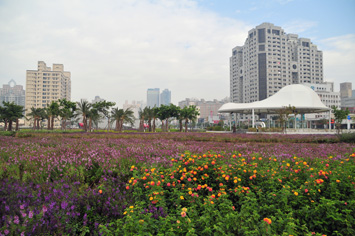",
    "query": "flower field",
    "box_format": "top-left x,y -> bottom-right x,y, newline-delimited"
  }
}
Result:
0,132 -> 354,235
